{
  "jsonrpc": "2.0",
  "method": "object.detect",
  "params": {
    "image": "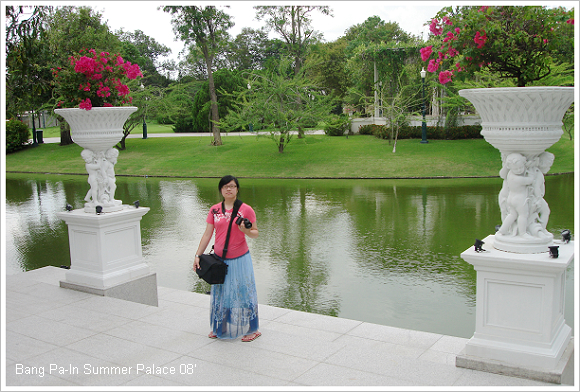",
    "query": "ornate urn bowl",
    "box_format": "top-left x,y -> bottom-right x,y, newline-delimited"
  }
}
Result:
55,107 -> 138,213
459,87 -> 574,253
